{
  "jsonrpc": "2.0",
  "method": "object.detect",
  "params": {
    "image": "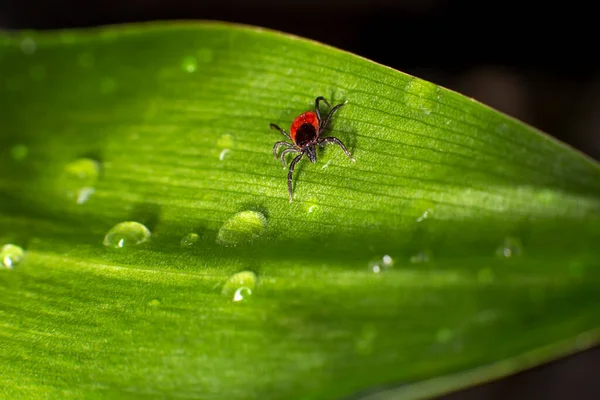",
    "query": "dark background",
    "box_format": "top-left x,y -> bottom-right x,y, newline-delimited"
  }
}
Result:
1,0 -> 598,398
